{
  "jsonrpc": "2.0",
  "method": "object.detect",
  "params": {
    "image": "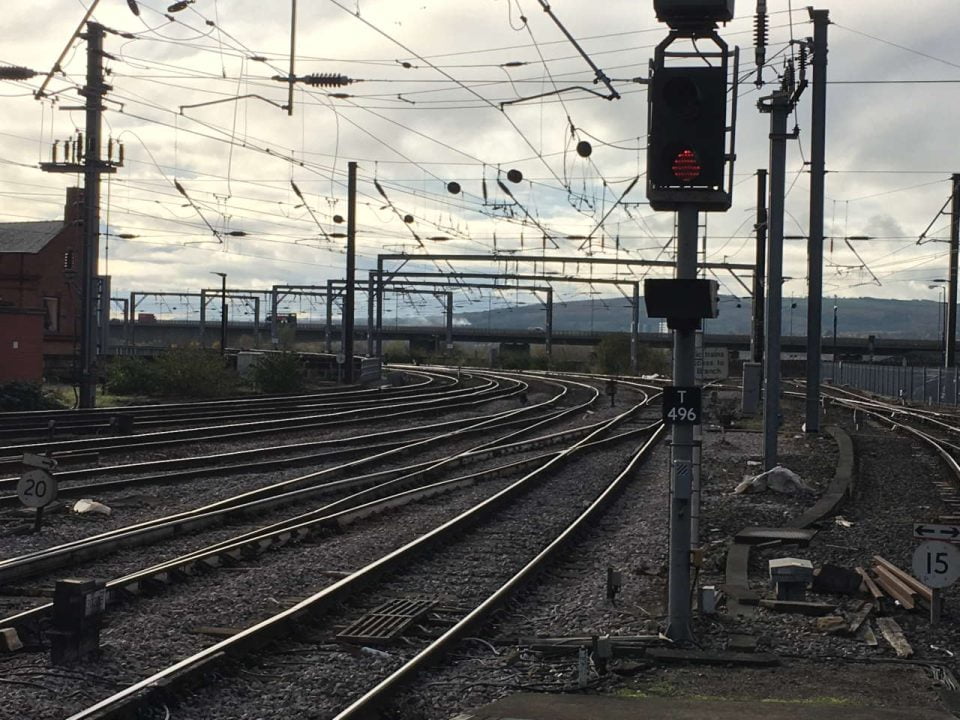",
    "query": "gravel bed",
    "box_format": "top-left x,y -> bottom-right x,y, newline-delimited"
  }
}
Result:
0,403 -> 602,566
0,467 -> 531,720
0,376 -> 531,471
133,437 -> 649,720
0,443 -> 565,619
0,375 -> 610,560
385,391 -> 956,718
